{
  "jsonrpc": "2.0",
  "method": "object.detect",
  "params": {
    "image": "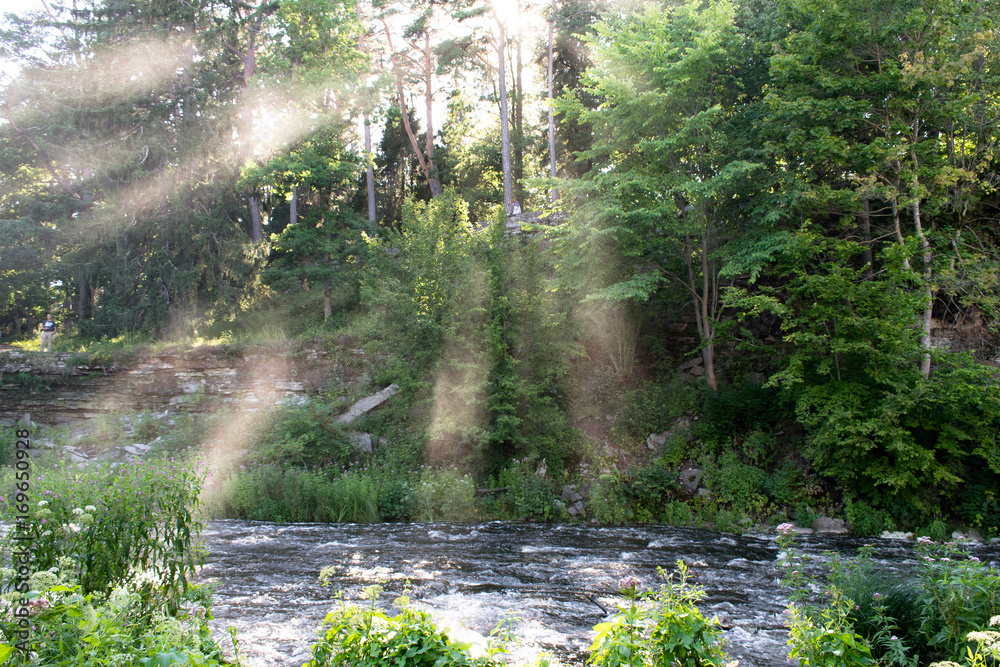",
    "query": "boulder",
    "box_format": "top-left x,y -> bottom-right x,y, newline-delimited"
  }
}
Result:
335,384 -> 399,425
347,432 -> 373,453
952,529 -> 985,543
646,432 -> 668,450
813,517 -> 848,534
679,467 -> 703,495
